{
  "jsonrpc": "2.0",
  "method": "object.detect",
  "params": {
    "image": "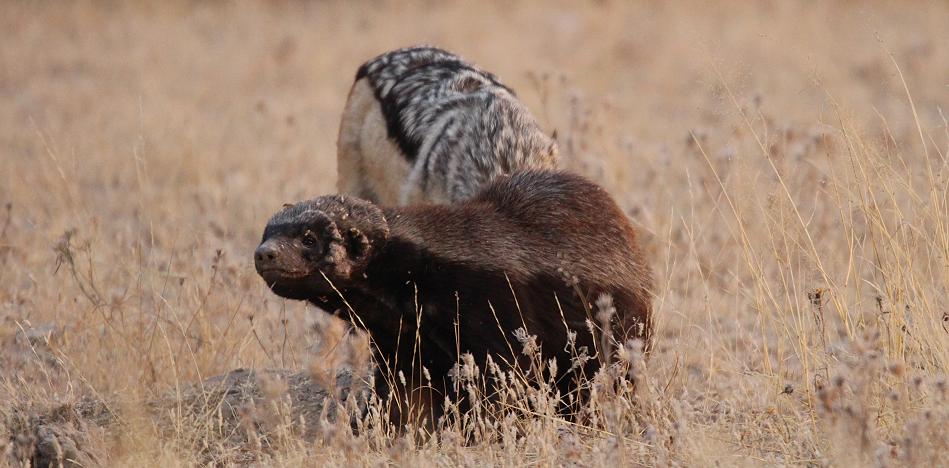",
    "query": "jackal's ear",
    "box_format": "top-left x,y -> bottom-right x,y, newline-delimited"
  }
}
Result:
547,137 -> 559,159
